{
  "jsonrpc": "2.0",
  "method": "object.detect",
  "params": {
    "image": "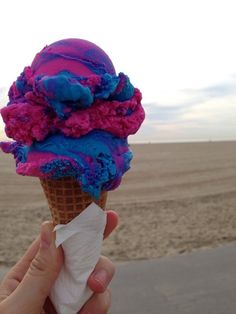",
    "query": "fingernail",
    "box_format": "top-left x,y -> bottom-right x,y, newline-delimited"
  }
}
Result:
40,221 -> 53,249
92,269 -> 109,290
